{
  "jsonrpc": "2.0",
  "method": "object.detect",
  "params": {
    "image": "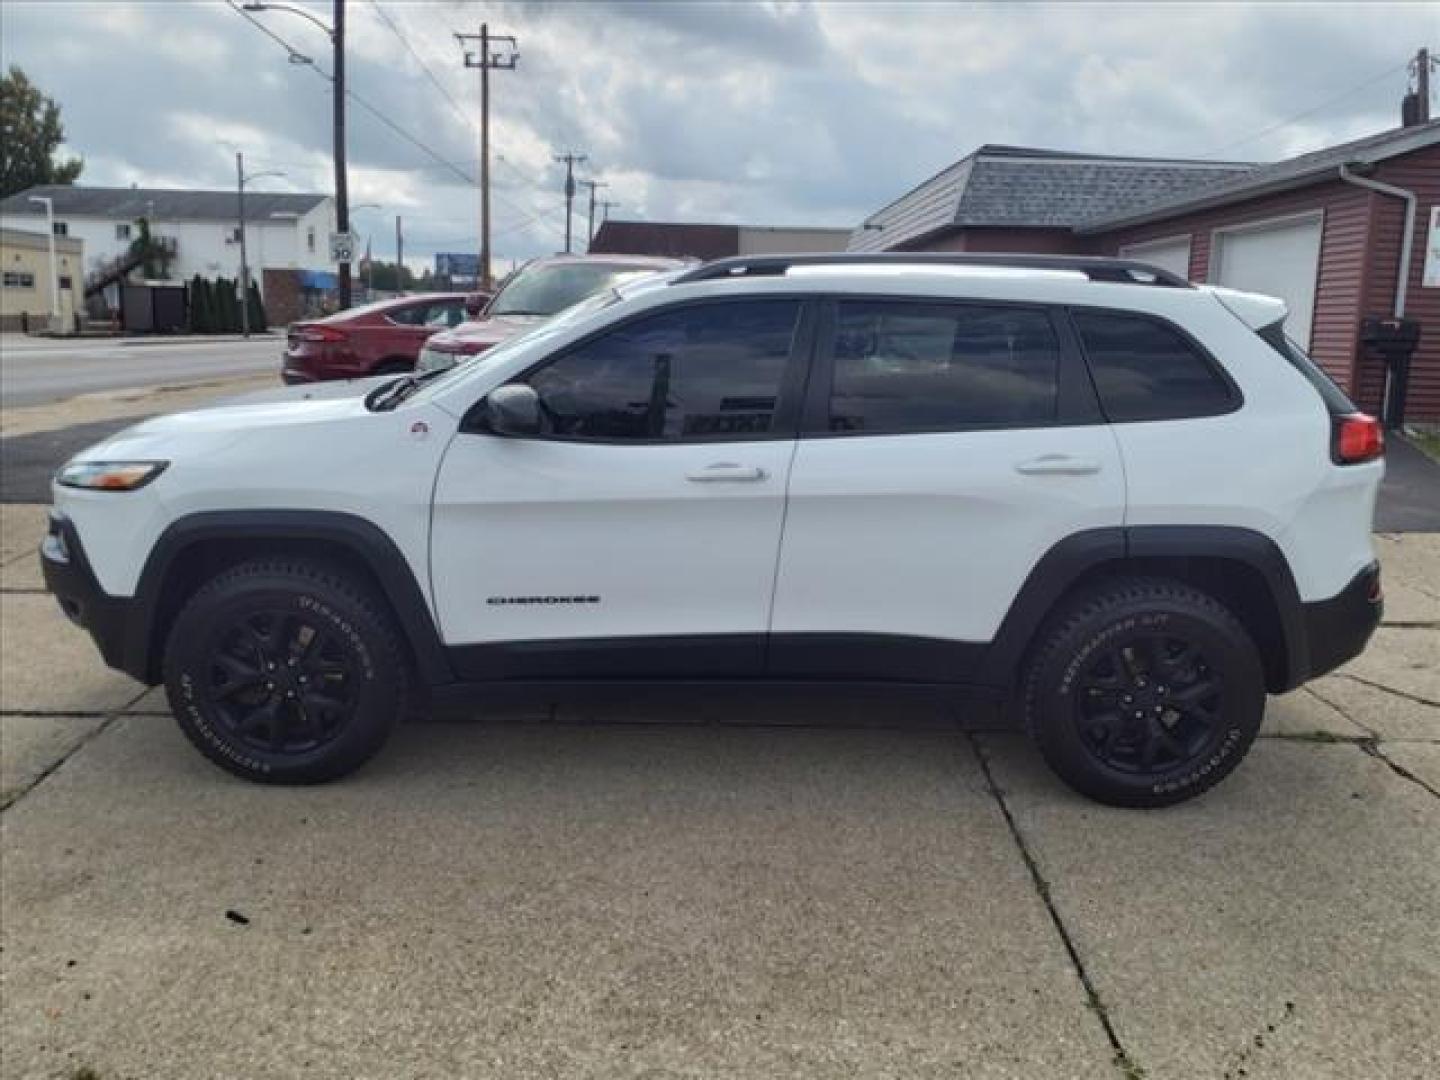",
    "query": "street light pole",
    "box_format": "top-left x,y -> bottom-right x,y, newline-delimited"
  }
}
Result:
242,0 -> 350,308
27,196 -> 59,328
